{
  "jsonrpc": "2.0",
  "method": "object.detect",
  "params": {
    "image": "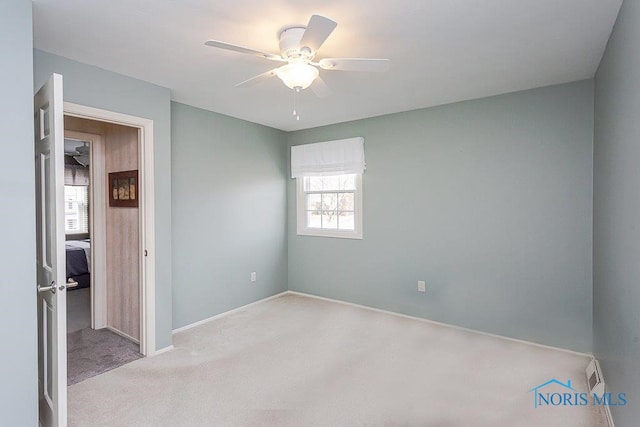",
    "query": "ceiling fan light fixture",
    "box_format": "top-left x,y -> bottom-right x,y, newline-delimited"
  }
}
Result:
276,63 -> 319,90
